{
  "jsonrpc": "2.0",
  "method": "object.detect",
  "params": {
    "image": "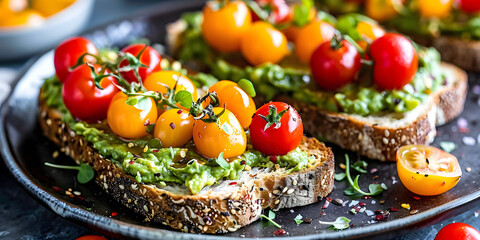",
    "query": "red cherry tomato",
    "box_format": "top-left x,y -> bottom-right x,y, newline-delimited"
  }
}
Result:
310,39 -> 362,90
435,223 -> 480,240
54,37 -> 98,82
458,0 -> 480,13
119,44 -> 162,83
62,64 -> 118,122
369,33 -> 418,90
252,0 -> 290,24
250,102 -> 303,156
